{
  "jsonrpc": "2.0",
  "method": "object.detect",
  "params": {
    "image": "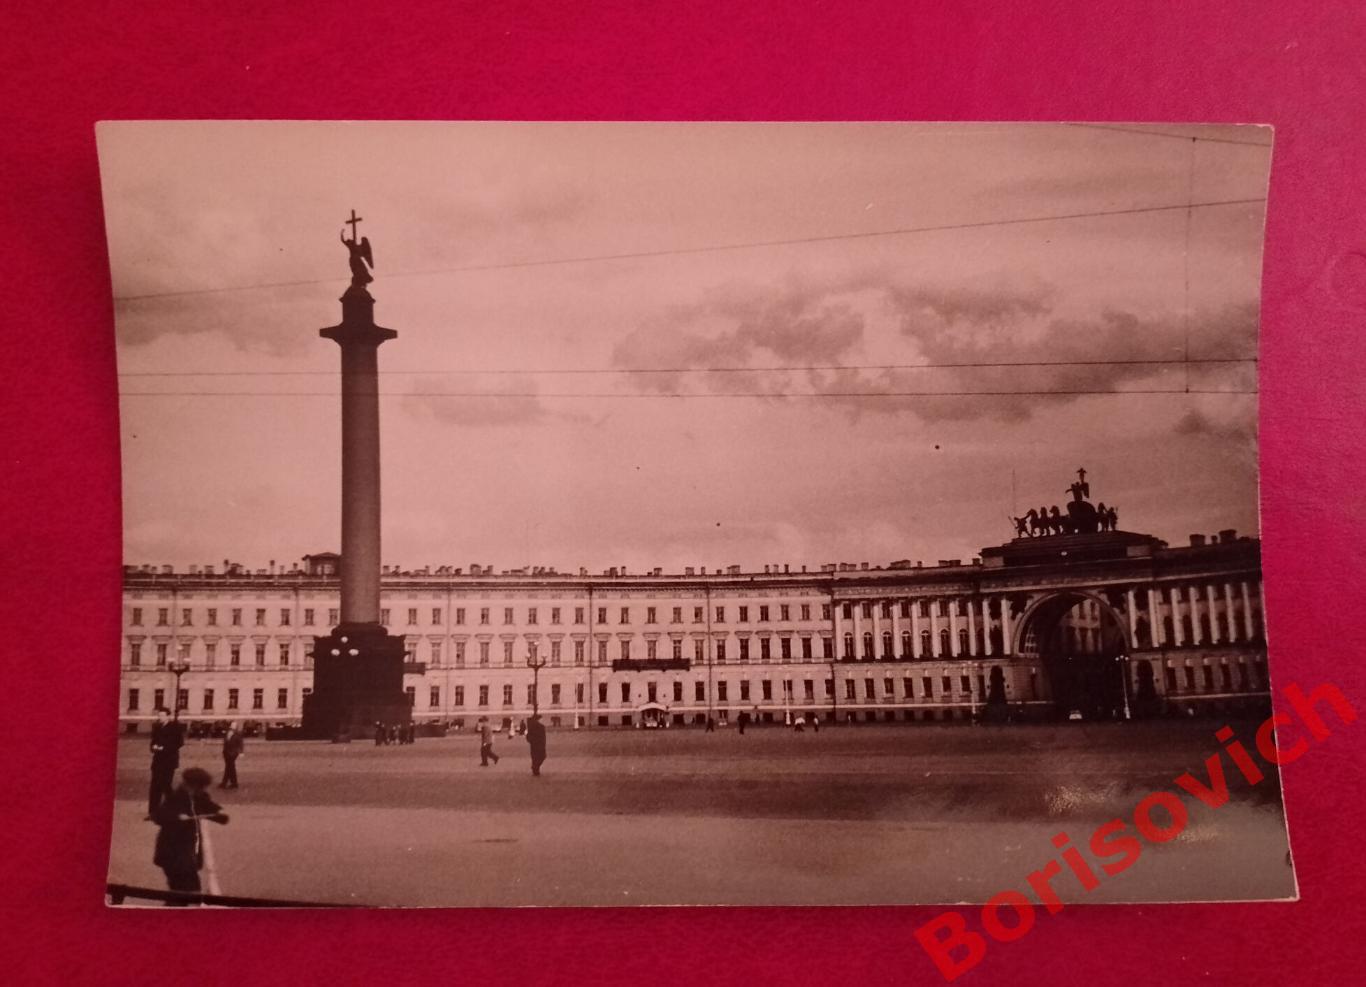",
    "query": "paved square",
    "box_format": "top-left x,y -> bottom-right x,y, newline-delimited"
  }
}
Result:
109,722 -> 1294,906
